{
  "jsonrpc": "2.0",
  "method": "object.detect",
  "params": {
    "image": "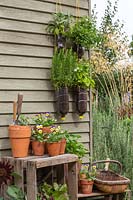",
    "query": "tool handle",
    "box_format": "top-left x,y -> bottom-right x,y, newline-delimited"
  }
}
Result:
13,101 -> 17,122
16,93 -> 23,121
